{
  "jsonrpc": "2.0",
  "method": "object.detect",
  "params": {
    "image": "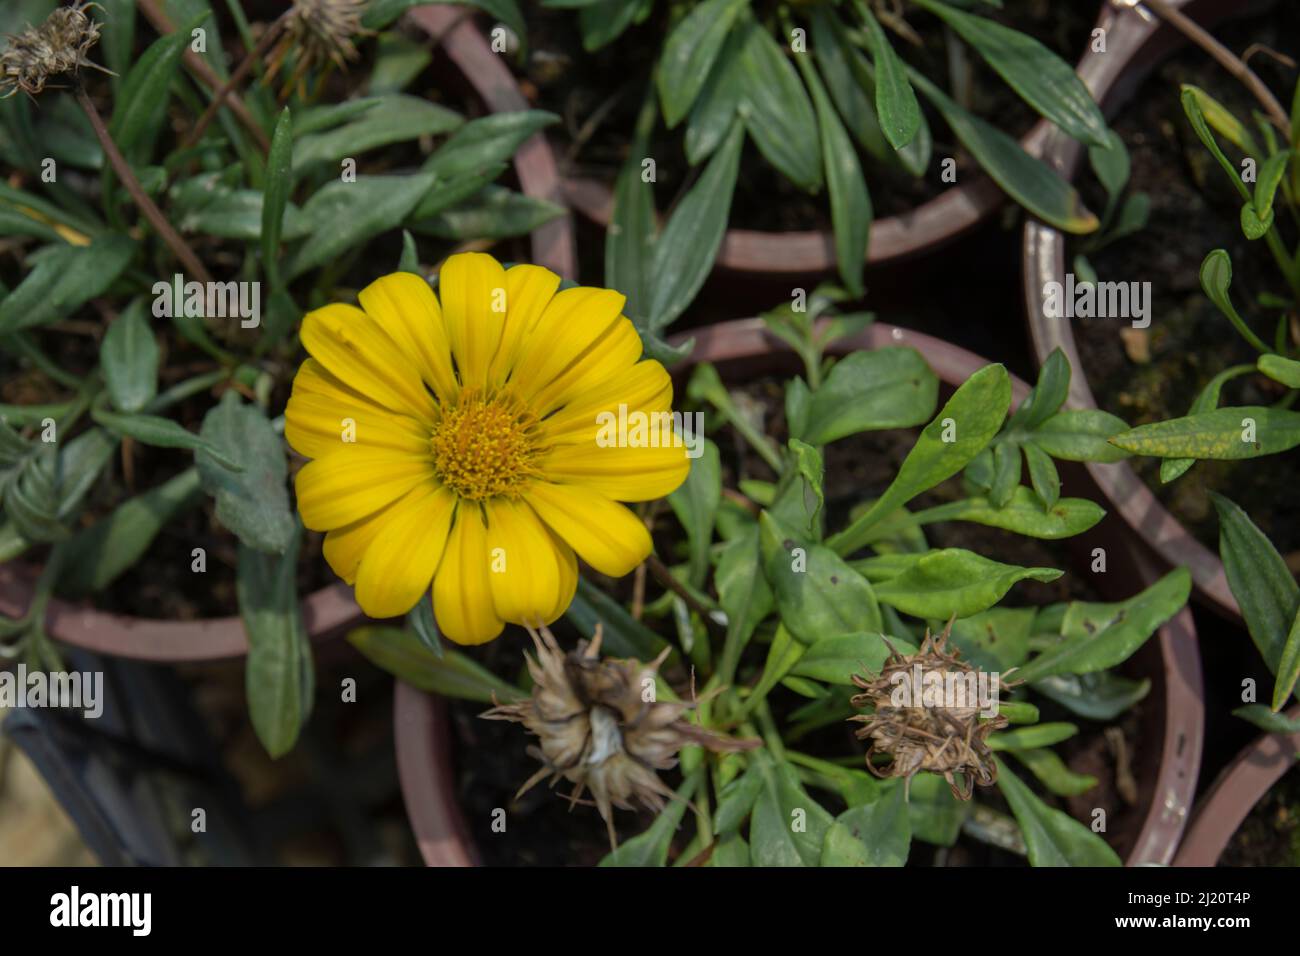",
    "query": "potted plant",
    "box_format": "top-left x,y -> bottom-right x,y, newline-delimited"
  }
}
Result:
0,0 -> 571,756
358,294 -> 1202,866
